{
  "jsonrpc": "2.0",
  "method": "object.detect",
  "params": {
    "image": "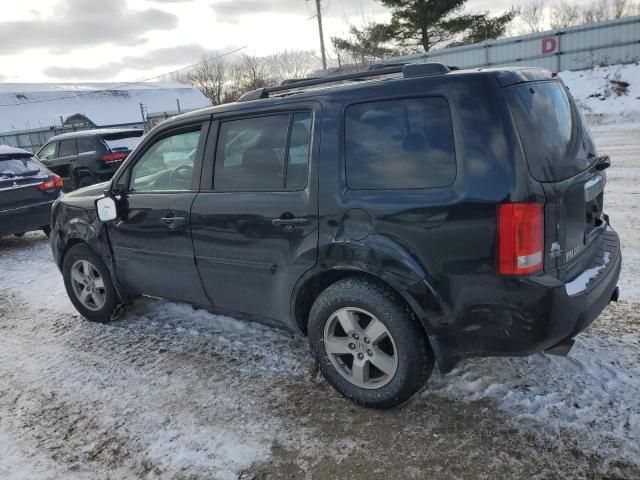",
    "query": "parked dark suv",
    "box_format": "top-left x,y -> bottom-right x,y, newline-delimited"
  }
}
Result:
37,128 -> 144,190
49,64 -> 621,408
1,145 -> 63,237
